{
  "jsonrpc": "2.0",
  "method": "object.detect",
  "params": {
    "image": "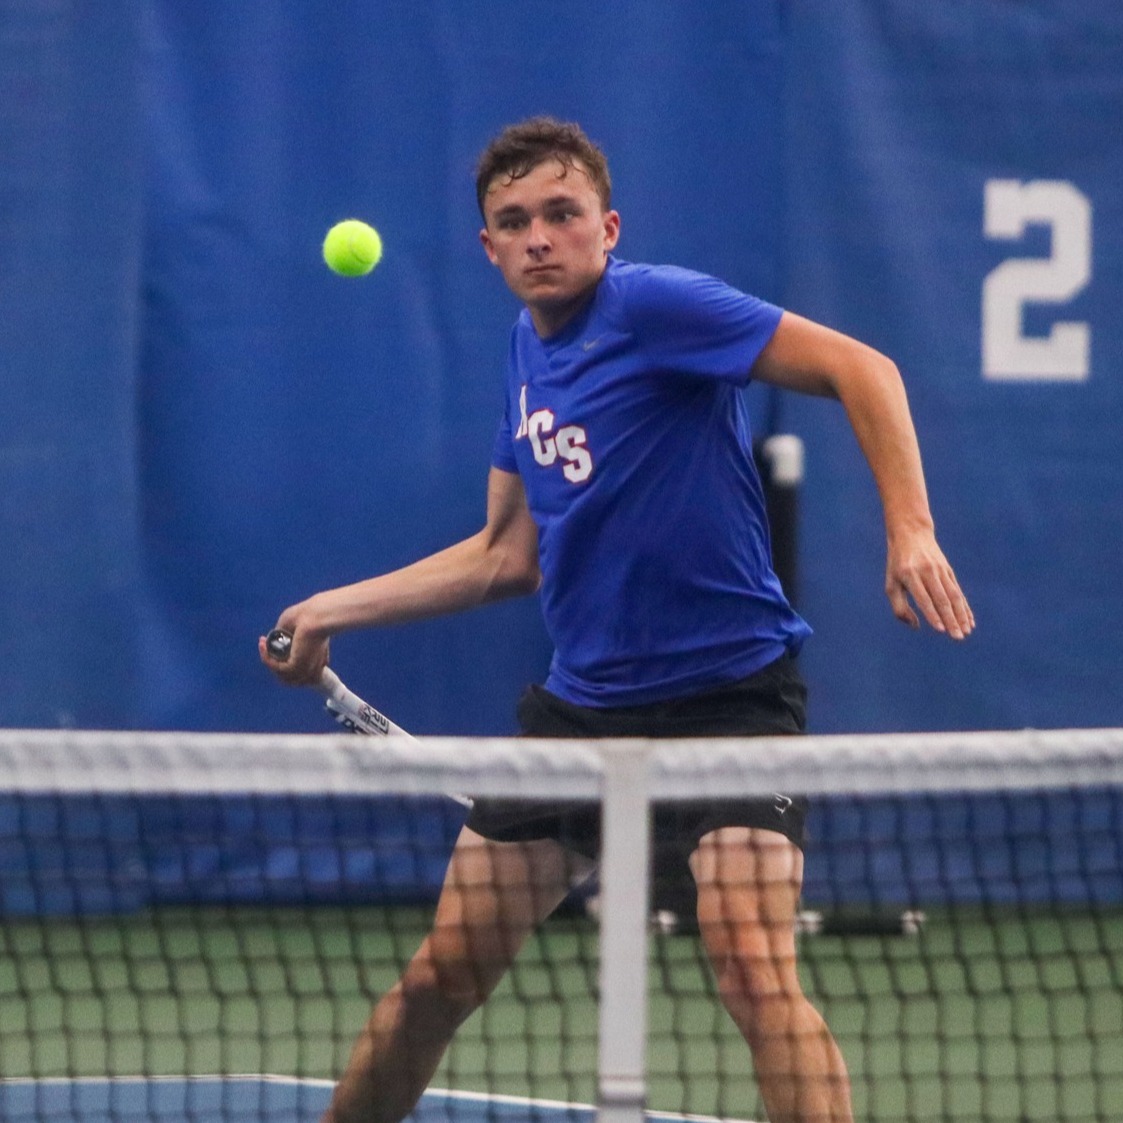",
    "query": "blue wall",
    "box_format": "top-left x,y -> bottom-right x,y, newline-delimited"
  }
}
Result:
2,1 -> 1122,736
